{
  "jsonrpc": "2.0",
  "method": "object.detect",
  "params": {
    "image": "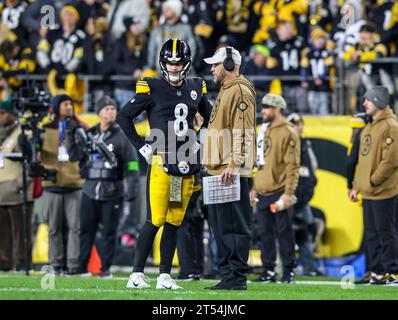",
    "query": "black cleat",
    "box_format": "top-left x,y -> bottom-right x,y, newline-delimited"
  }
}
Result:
355,271 -> 375,285
304,269 -> 325,277
64,268 -> 81,277
252,270 -> 277,283
53,267 -> 64,276
99,270 -> 113,279
371,273 -> 398,286
386,274 -> 398,286
204,279 -> 227,290
205,280 -> 247,290
205,276 -> 247,290
177,274 -> 201,281
280,272 -> 296,284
